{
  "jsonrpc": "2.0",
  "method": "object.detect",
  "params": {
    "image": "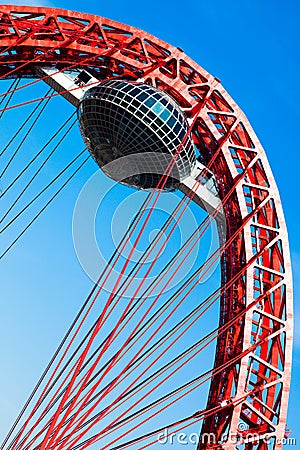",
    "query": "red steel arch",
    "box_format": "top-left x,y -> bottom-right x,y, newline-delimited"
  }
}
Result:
0,5 -> 293,449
